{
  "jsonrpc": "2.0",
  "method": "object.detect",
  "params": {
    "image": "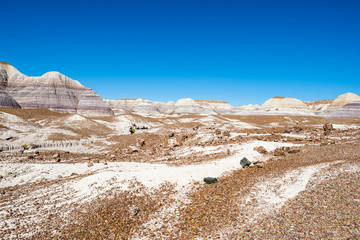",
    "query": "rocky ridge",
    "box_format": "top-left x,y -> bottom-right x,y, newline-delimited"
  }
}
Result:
1,62 -> 358,118
104,93 -> 360,118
